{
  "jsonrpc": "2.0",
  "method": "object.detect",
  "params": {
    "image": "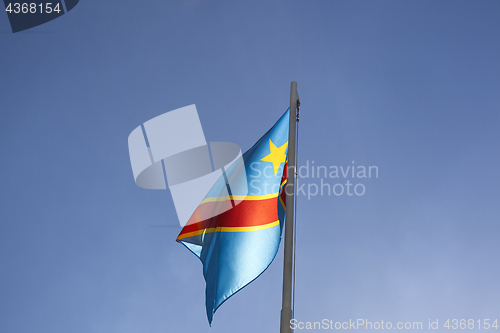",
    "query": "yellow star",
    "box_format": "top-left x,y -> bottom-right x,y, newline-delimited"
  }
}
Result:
260,139 -> 288,176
